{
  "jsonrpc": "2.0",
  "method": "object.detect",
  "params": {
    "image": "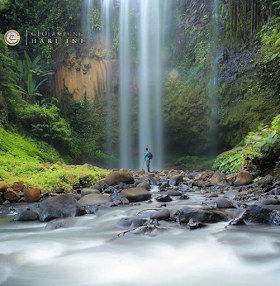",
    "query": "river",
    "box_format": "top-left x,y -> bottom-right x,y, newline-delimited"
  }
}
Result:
0,190 -> 280,286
